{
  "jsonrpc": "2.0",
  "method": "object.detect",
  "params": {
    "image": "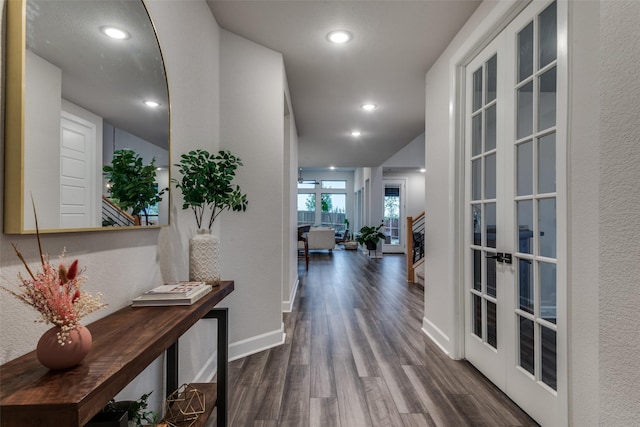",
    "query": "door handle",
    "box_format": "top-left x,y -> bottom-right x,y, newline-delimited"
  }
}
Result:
486,253 -> 504,263
485,252 -> 513,264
